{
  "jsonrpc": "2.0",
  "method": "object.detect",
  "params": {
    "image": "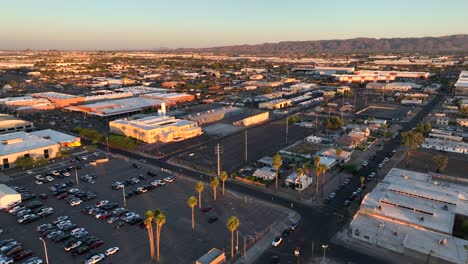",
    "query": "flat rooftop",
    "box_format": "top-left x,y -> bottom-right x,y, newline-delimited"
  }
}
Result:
31,129 -> 79,144
111,116 -> 196,131
0,132 -> 58,156
31,92 -> 79,99
66,97 -> 165,117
